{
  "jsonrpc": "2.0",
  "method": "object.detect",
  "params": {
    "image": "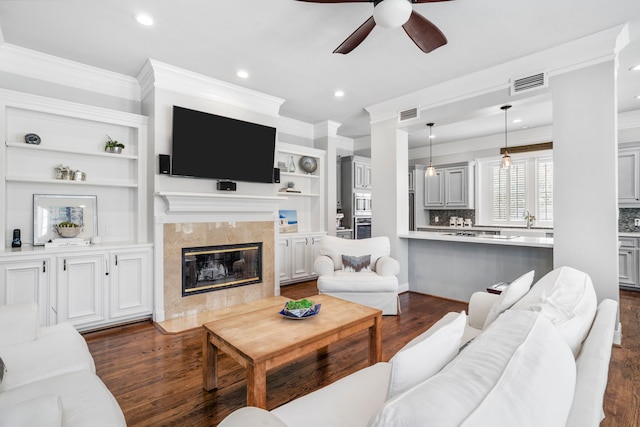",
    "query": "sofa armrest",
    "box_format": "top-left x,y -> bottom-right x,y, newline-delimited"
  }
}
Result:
467,292 -> 500,330
565,299 -> 618,427
0,303 -> 39,347
218,407 -> 288,427
314,255 -> 335,276
376,256 -> 400,276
